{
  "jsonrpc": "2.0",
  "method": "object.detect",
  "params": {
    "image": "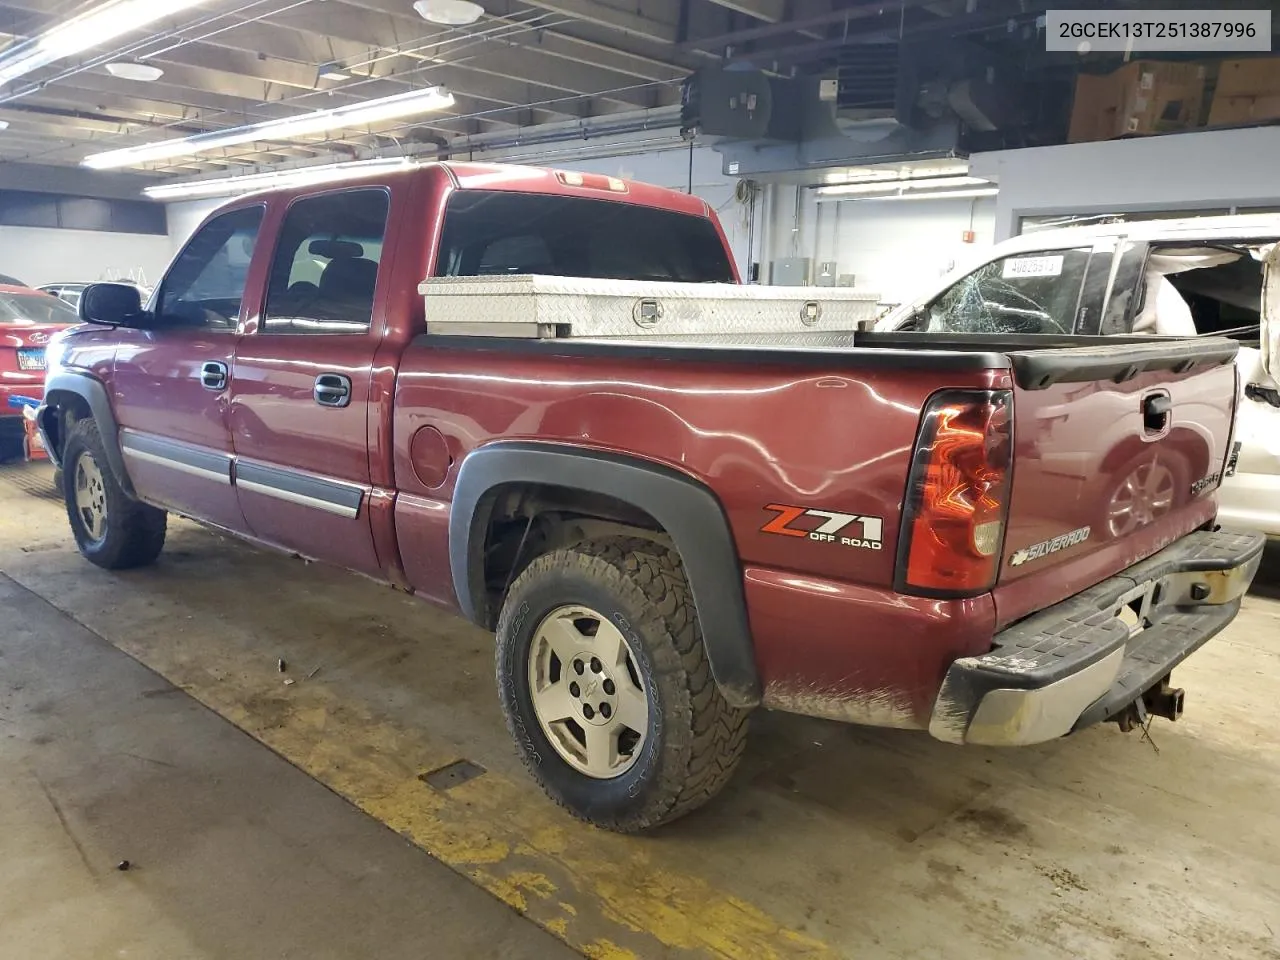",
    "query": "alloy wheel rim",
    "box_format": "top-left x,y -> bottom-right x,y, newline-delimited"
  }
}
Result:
1108,460 -> 1175,537
527,604 -> 649,779
73,451 -> 108,544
